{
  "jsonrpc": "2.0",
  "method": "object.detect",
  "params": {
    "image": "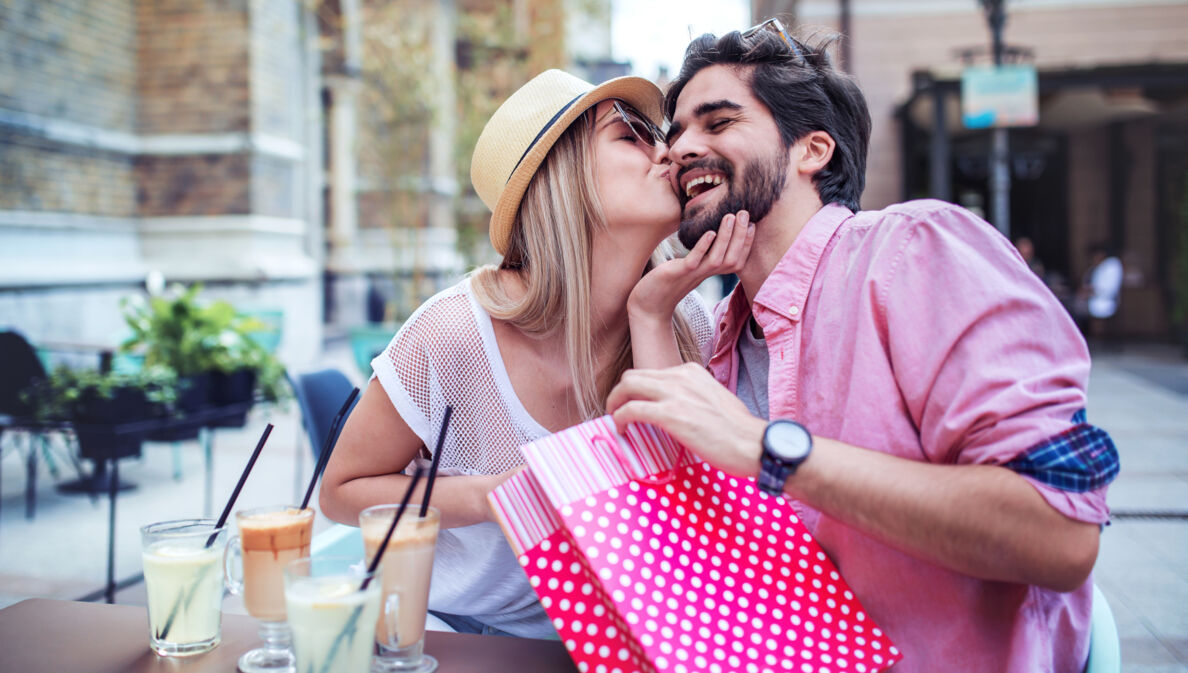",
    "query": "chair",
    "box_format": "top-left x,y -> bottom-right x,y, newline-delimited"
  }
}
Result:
348,324 -> 398,378
288,368 -> 360,504
289,368 -> 361,463
0,330 -> 46,420
0,330 -> 83,520
1085,584 -> 1121,673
